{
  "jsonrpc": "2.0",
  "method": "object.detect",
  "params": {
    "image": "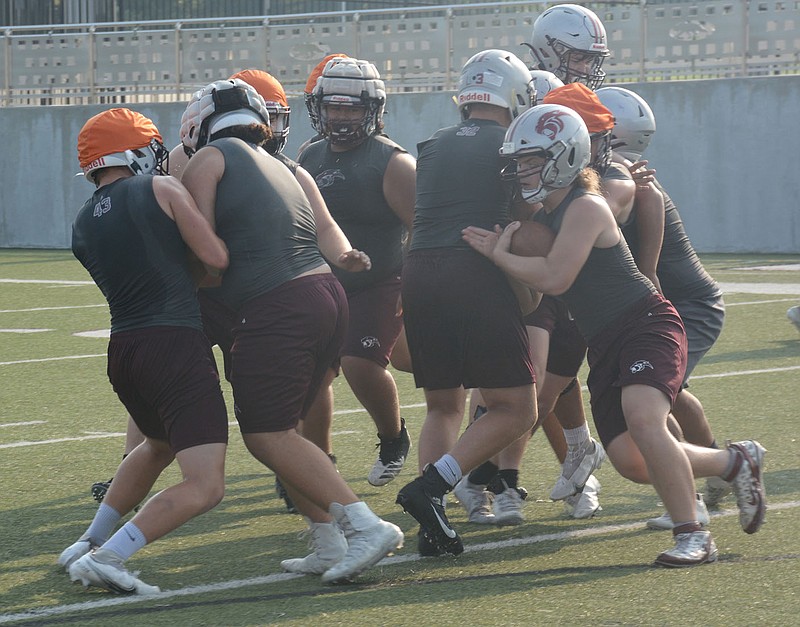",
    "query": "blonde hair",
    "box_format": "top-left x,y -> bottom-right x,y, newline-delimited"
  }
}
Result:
576,167 -> 601,194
